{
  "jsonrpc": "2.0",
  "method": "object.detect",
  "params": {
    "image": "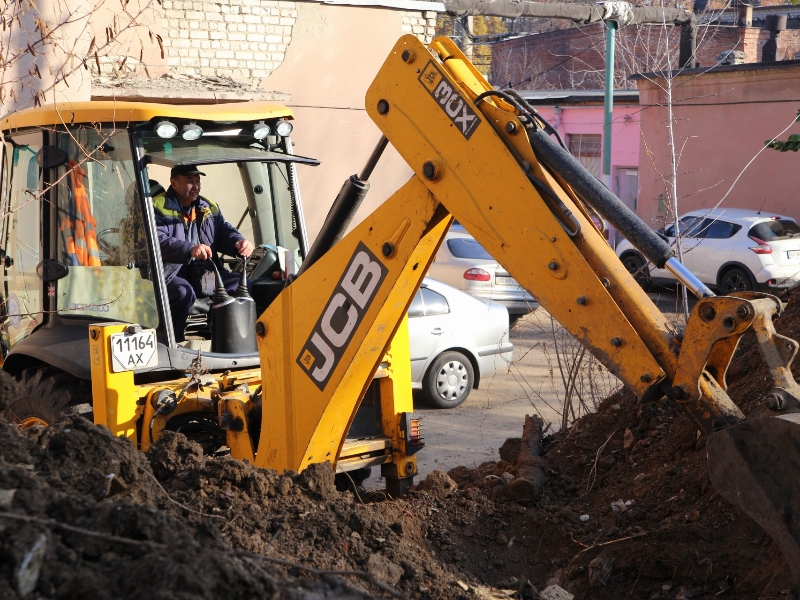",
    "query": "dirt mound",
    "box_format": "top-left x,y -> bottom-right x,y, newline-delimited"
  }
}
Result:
0,403 -> 511,599
443,288 -> 800,599
2,289 -> 800,599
